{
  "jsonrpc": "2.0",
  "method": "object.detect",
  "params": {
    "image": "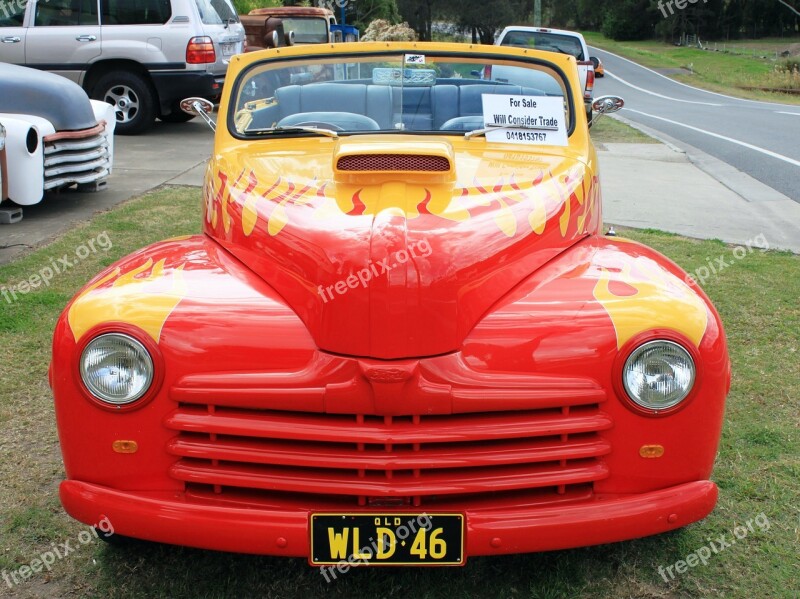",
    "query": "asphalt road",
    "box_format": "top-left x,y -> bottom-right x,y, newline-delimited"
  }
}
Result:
590,47 -> 800,202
